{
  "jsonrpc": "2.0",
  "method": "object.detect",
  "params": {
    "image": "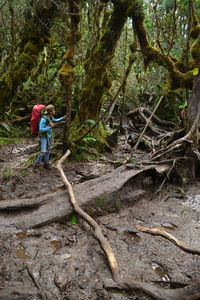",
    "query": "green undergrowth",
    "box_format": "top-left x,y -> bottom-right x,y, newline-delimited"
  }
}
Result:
0,137 -> 25,147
